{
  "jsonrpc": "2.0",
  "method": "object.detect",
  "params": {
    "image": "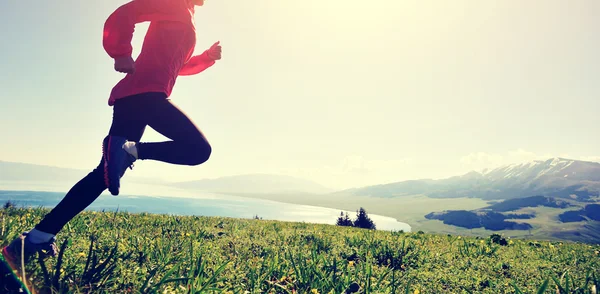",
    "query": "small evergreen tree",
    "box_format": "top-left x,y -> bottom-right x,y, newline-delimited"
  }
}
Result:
353,207 -> 376,230
336,211 -> 353,227
3,200 -> 15,209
